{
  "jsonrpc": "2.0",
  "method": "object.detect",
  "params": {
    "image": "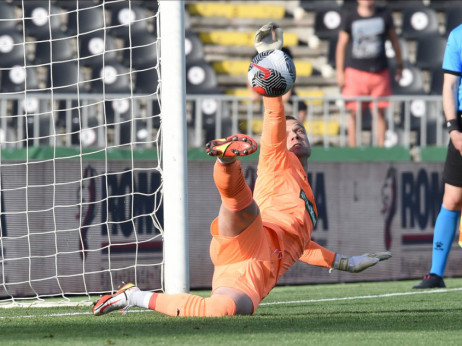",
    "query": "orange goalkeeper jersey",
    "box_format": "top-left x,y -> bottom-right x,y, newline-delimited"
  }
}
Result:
254,97 -> 335,279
